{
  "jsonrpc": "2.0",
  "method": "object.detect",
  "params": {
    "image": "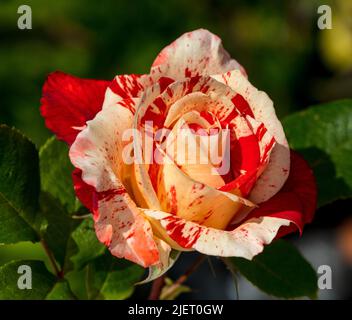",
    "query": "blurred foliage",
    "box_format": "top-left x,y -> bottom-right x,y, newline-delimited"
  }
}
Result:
0,0 -> 351,146
319,0 -> 352,71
